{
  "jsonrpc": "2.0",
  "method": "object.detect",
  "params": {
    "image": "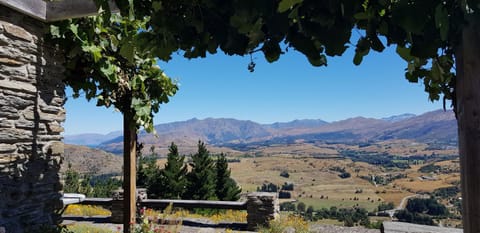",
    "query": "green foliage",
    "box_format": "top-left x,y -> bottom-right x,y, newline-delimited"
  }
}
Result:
160,143 -> 188,199
394,209 -> 435,226
88,175 -> 122,198
280,202 -> 296,211
49,2 -> 178,133
433,186 -> 460,198
281,182 -> 294,191
377,202 -> 395,211
297,202 -> 306,213
338,172 -> 351,179
64,163 -> 121,198
112,0 -> 469,109
406,198 -> 449,216
183,141 -> 216,200
64,163 -> 81,193
257,183 -> 279,192
215,153 -> 242,201
419,164 -> 442,173
279,170 -> 290,178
